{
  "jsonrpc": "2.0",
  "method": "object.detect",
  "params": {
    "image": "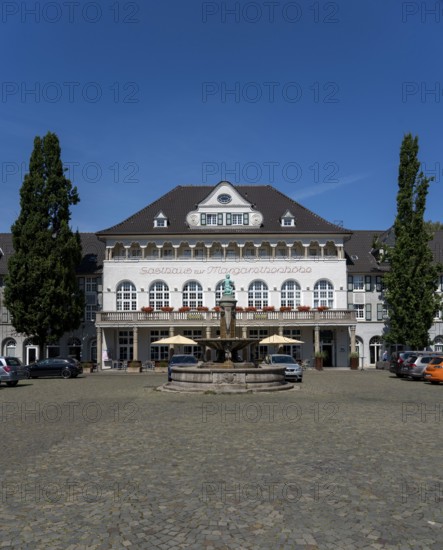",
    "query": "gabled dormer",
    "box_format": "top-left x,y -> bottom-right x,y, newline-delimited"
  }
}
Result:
186,181 -> 264,228
154,211 -> 168,228
280,210 -> 296,227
